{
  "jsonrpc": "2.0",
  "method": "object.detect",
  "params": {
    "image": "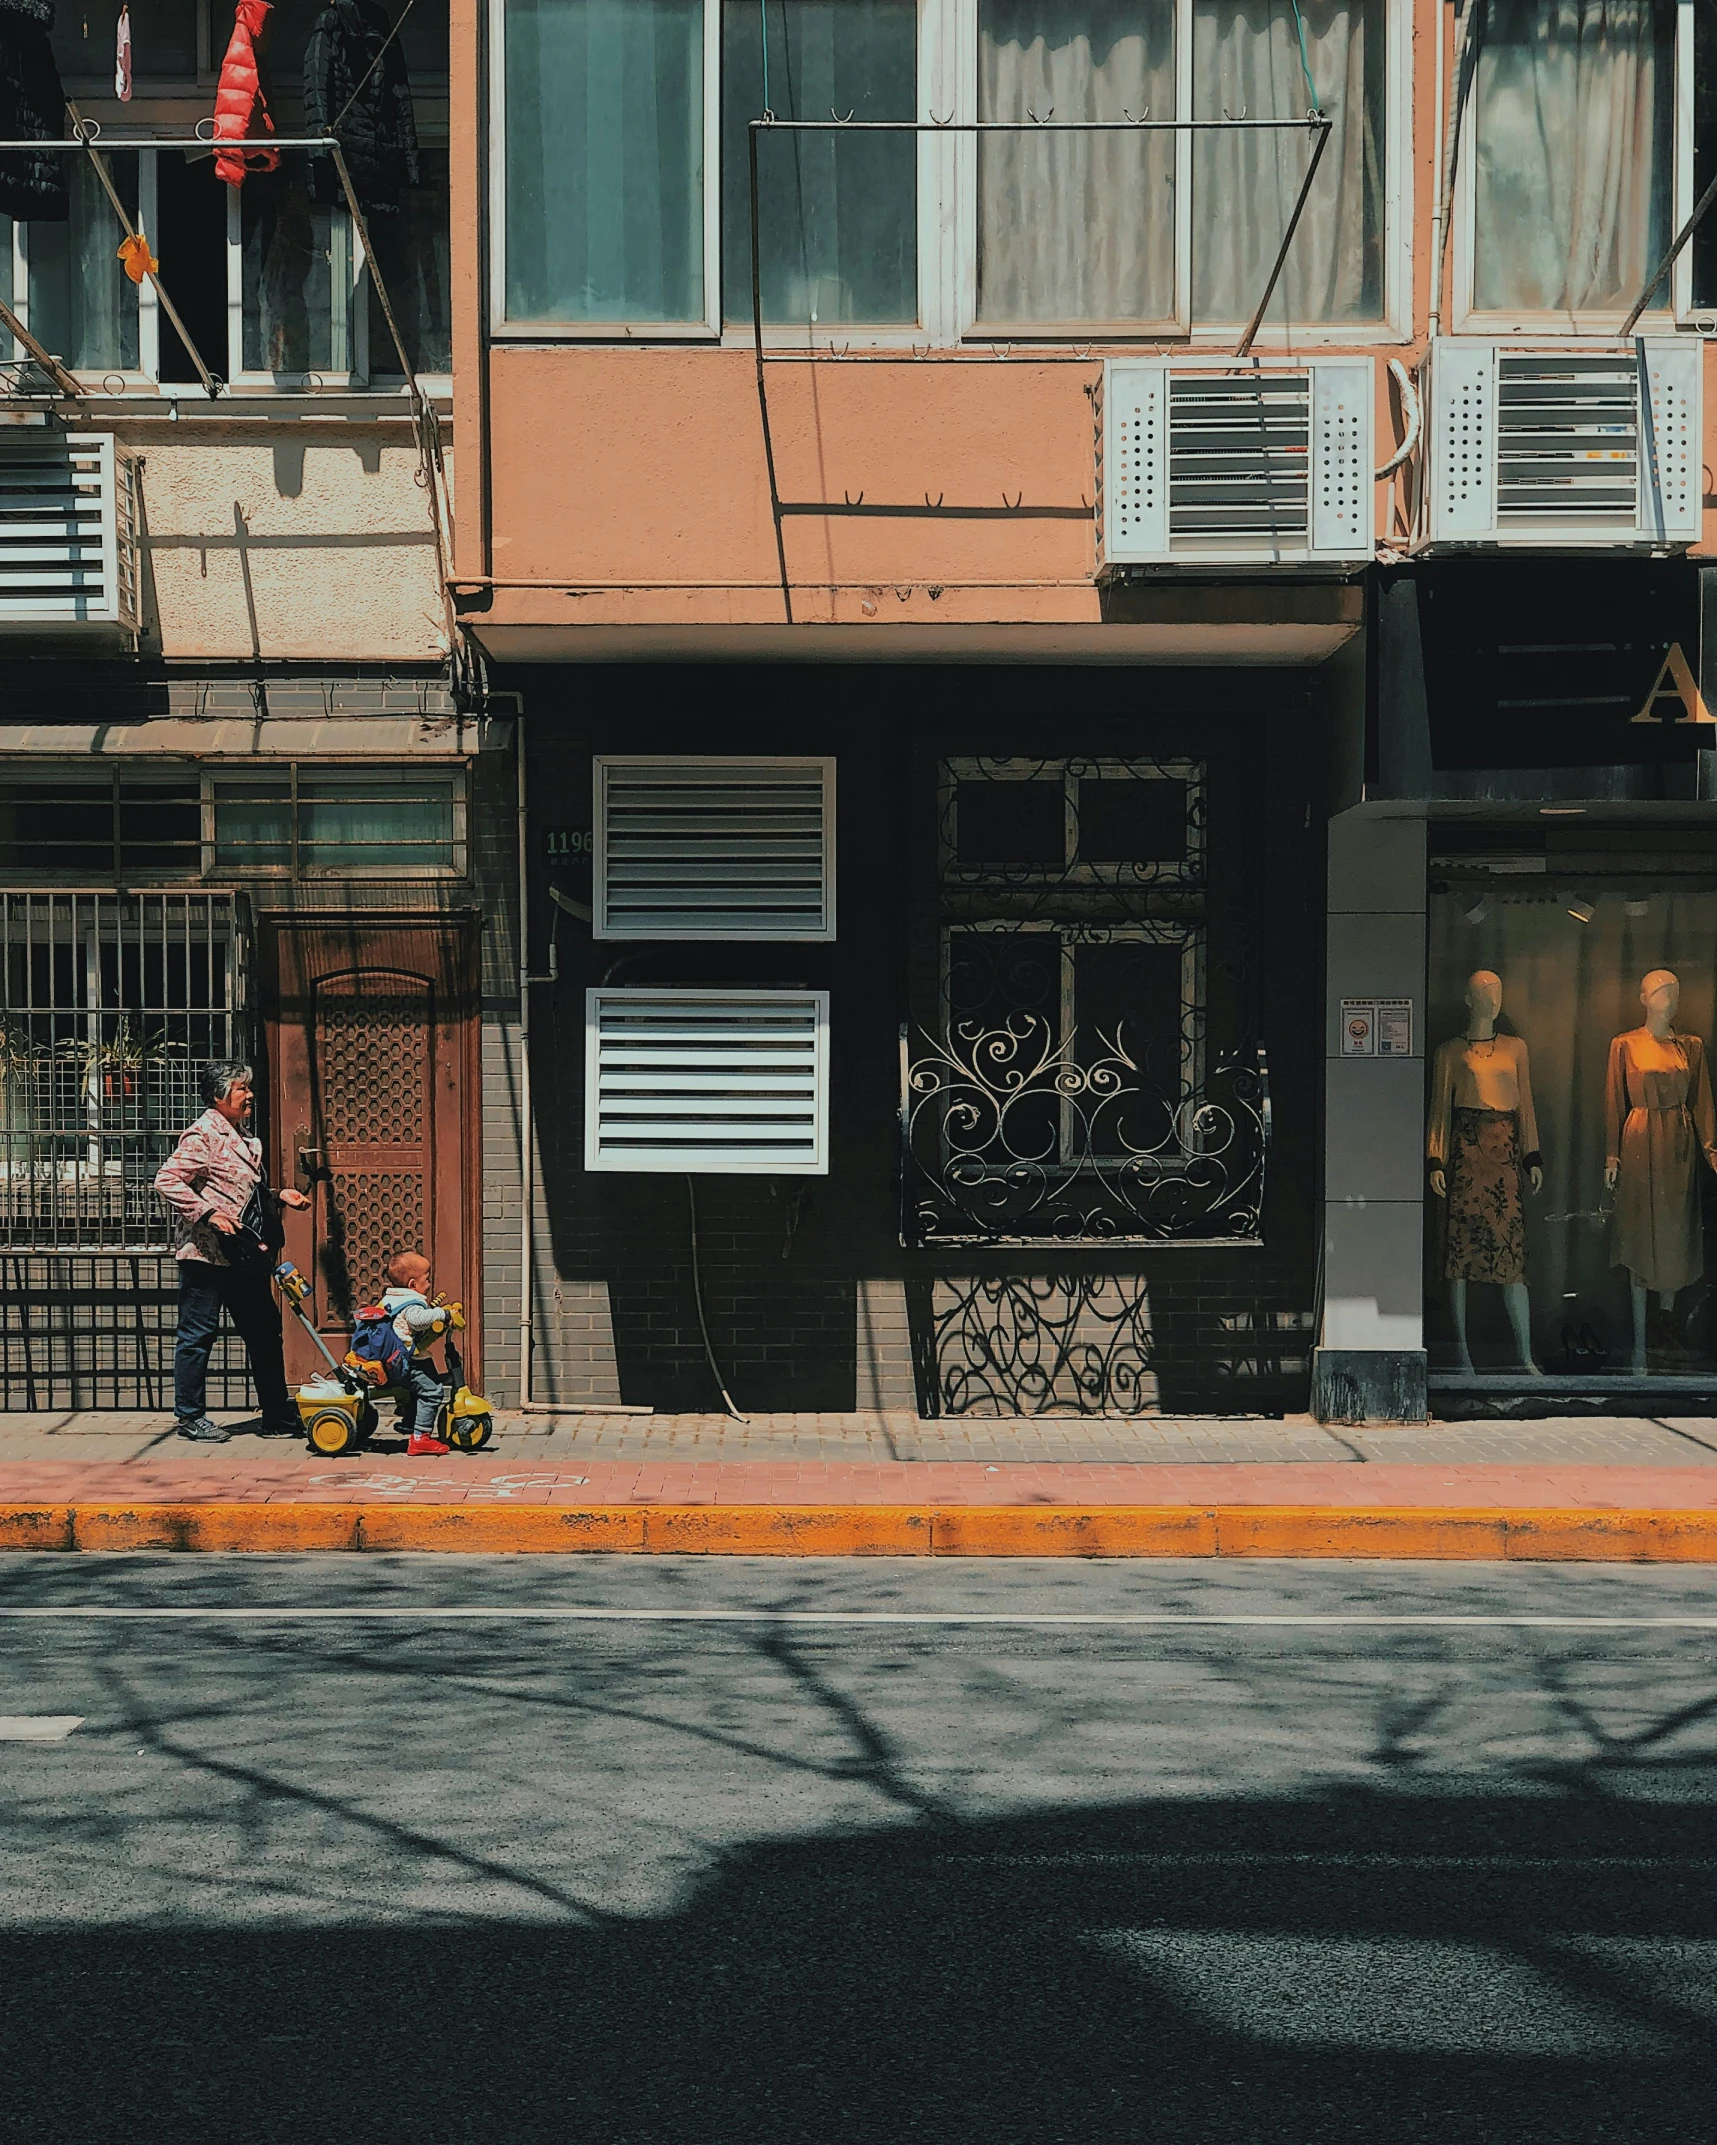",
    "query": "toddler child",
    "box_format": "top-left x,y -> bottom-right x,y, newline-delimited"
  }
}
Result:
380,1250 -> 456,1456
